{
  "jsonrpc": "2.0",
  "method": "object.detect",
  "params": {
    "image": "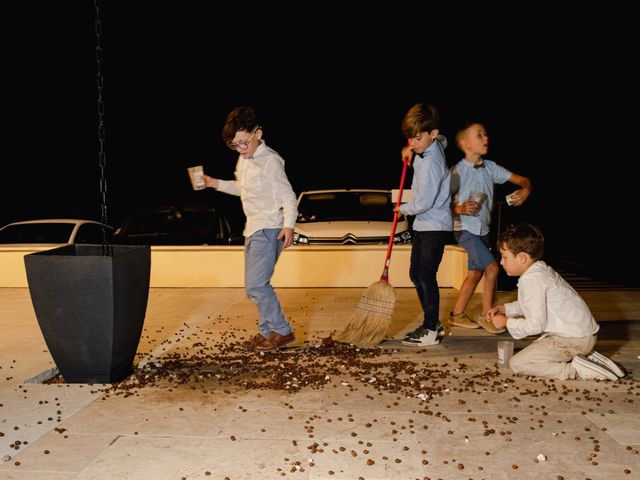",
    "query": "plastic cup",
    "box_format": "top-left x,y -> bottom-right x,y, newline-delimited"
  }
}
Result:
187,165 -> 205,191
468,191 -> 484,216
468,190 -> 485,206
497,340 -> 514,367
